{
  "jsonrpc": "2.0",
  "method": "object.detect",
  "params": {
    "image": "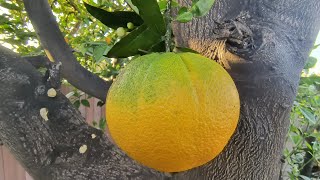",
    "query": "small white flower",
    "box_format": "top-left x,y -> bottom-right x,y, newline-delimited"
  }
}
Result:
40,108 -> 49,121
111,58 -> 117,64
79,145 -> 87,154
47,88 -> 57,97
